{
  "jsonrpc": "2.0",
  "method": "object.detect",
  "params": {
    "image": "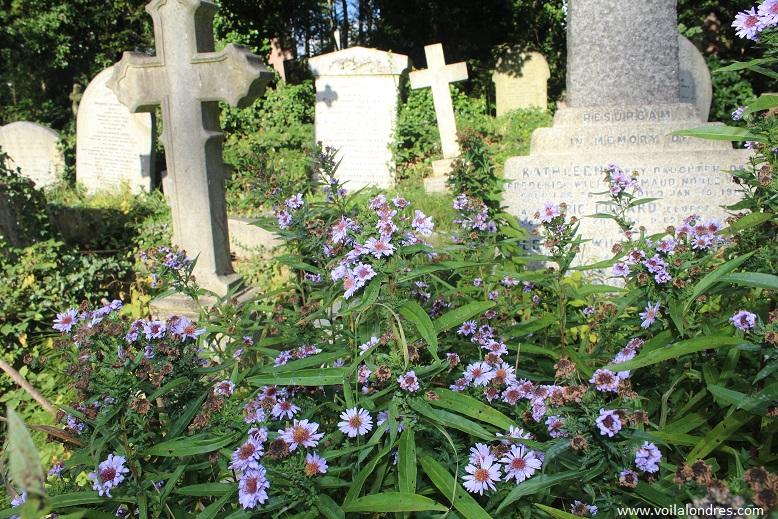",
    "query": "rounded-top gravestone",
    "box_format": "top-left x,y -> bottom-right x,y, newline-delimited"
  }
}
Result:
77,66 -> 156,194
0,121 -> 64,188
